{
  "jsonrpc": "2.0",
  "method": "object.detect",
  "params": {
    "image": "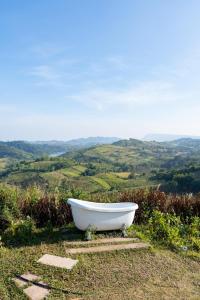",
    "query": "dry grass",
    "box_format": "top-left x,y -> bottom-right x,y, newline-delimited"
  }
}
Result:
0,229 -> 199,299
